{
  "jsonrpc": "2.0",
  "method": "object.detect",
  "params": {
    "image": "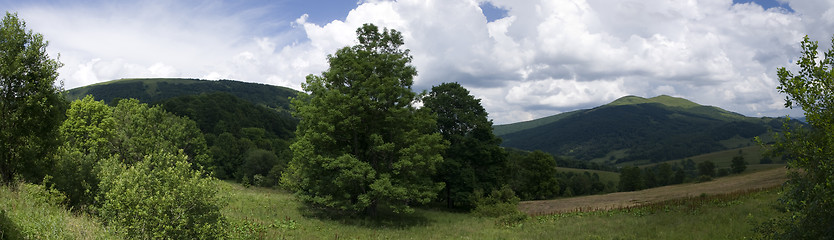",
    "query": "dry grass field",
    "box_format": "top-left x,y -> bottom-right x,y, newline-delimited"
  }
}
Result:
520,167 -> 788,215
